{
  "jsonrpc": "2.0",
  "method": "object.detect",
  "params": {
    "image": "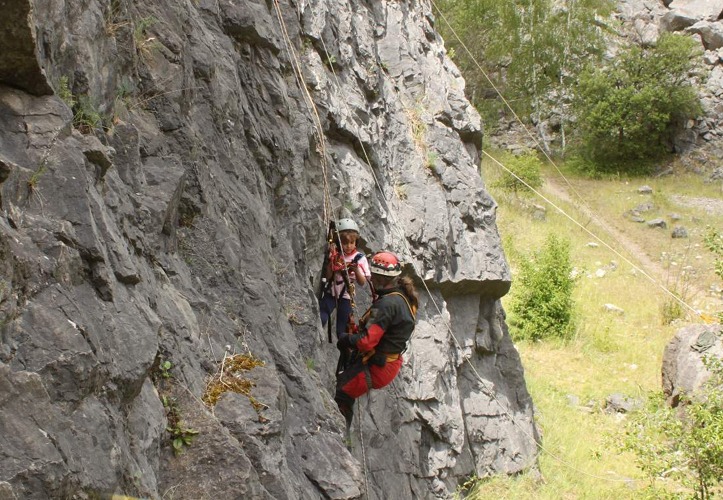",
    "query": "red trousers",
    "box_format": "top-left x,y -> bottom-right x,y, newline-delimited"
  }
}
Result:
337,356 -> 403,399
